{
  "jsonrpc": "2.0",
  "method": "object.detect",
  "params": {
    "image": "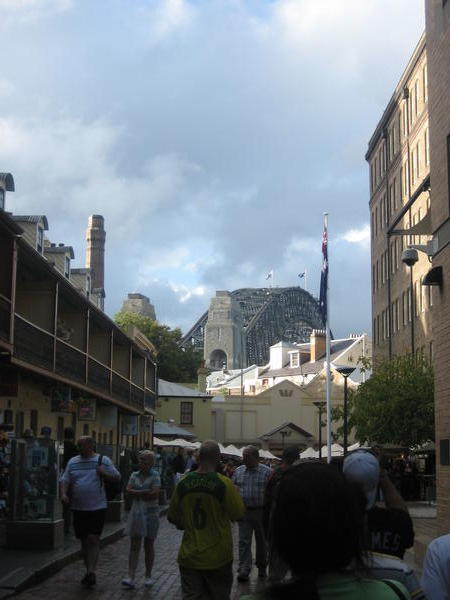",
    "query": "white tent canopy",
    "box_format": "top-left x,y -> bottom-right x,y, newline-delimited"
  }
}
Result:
300,447 -> 319,459
223,445 -> 242,457
321,443 -> 344,457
